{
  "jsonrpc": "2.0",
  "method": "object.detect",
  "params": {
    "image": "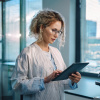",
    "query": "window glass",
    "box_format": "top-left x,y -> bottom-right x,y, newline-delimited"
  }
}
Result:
81,0 -> 100,73
0,2 -> 2,60
0,43 -> 1,59
6,0 -> 20,61
26,0 -> 42,46
0,2 -> 2,41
